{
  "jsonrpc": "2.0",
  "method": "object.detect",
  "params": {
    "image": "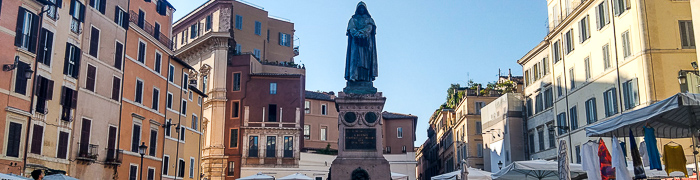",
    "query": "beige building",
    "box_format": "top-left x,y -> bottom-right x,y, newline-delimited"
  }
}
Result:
303,91 -> 338,151
453,89 -> 498,170
480,93 -> 525,173
520,0 -> 696,162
